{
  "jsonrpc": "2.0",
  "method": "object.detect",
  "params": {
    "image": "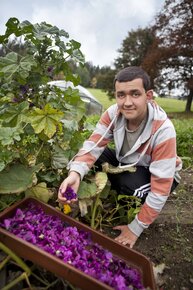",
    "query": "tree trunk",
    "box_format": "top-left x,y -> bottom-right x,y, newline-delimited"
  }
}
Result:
185,89 -> 193,112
